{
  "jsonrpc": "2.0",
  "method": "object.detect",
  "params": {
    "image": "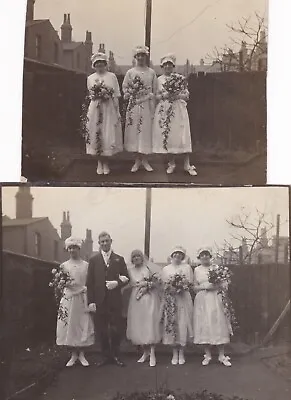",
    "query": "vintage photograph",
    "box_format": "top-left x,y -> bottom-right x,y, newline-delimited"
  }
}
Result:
22,0 -> 267,184
1,185 -> 290,400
